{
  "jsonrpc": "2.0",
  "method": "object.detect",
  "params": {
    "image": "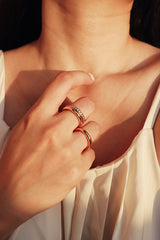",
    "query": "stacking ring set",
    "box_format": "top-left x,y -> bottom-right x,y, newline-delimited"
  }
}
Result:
62,105 -> 92,149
